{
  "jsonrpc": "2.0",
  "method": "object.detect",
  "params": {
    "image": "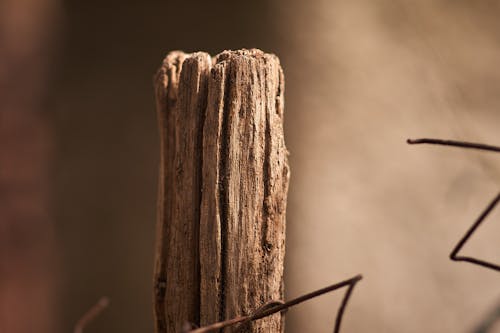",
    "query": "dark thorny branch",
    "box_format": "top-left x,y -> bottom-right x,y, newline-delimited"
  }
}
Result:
73,297 -> 110,333
407,138 -> 500,153
450,192 -> 500,272
407,137 -> 500,272
183,274 -> 363,333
